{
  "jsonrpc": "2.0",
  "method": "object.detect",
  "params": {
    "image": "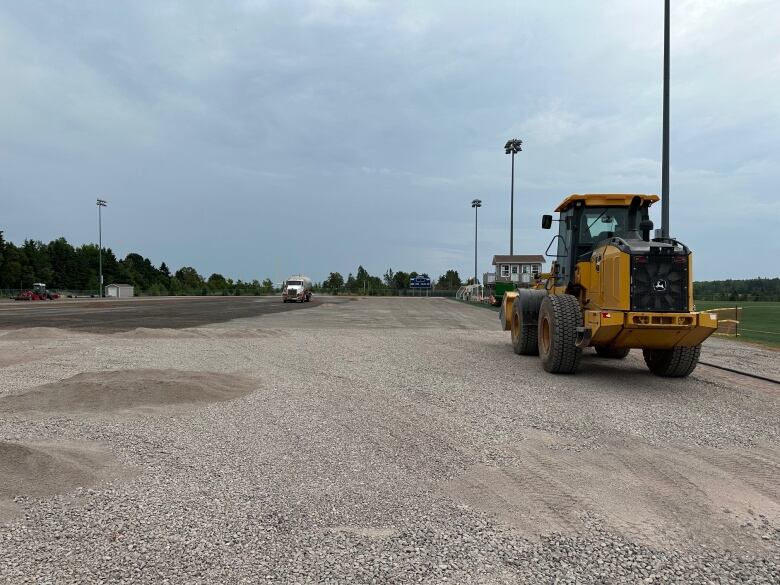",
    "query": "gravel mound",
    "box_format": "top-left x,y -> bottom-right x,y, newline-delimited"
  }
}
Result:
0,440 -> 121,522
0,327 -> 79,341
0,369 -> 256,414
113,328 -> 205,339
